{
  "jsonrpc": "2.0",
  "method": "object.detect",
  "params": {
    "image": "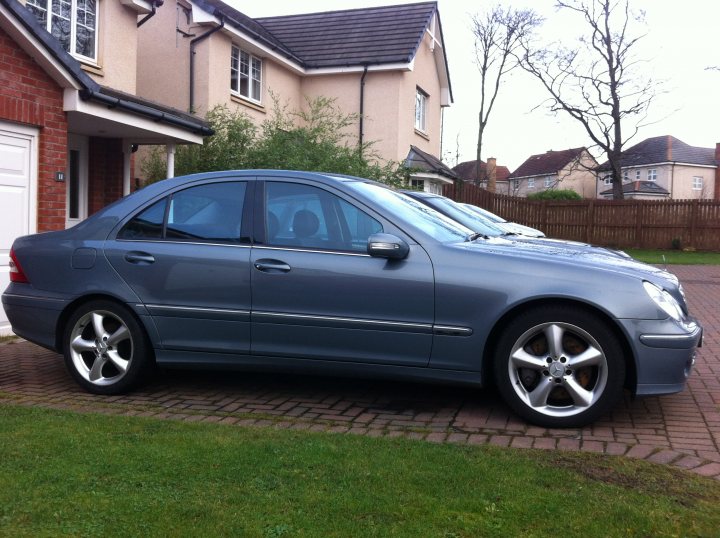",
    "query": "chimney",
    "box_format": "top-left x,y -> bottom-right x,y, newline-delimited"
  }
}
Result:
715,143 -> 720,200
487,157 -> 497,193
